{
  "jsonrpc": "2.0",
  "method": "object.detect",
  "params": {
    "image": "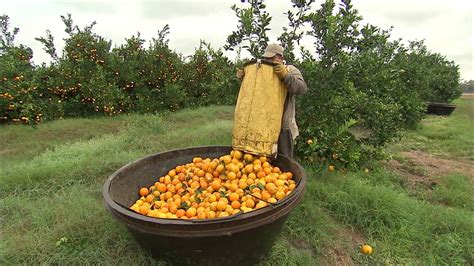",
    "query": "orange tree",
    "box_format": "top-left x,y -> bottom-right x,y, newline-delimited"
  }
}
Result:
295,0 -> 427,168
3,13 -> 237,124
108,26 -> 186,114
33,14 -> 121,119
181,41 -> 239,107
0,15 -> 38,124
226,0 -> 460,168
296,0 -> 461,168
